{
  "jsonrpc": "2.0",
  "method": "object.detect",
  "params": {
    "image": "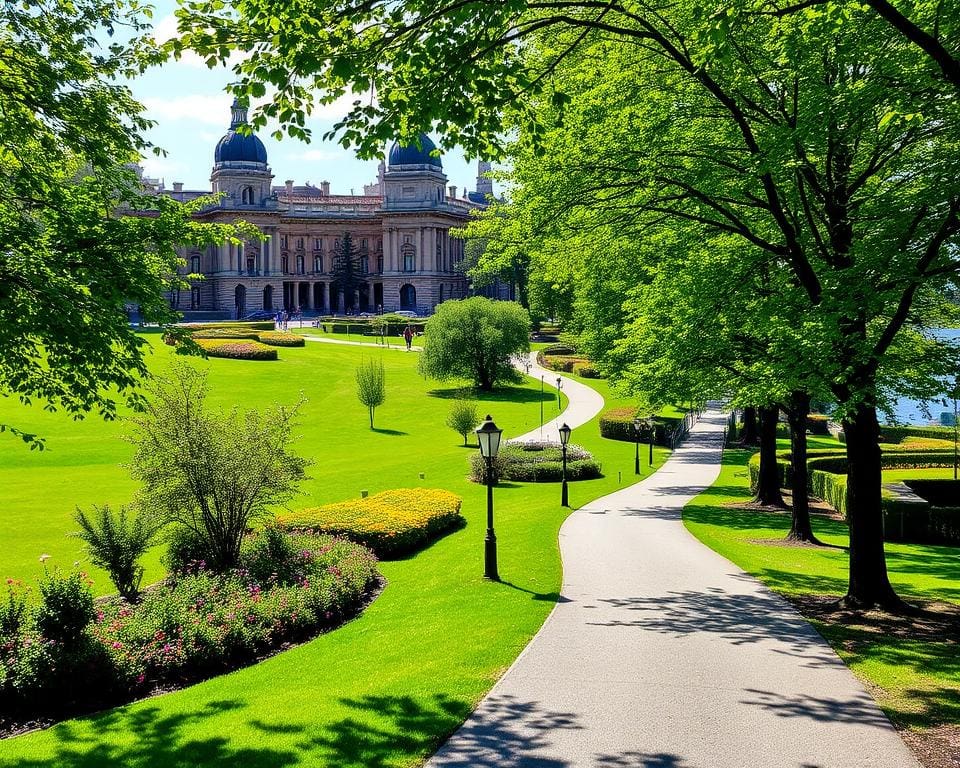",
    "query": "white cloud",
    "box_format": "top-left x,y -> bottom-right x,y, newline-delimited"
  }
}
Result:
139,154 -> 188,182
142,93 -> 233,125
